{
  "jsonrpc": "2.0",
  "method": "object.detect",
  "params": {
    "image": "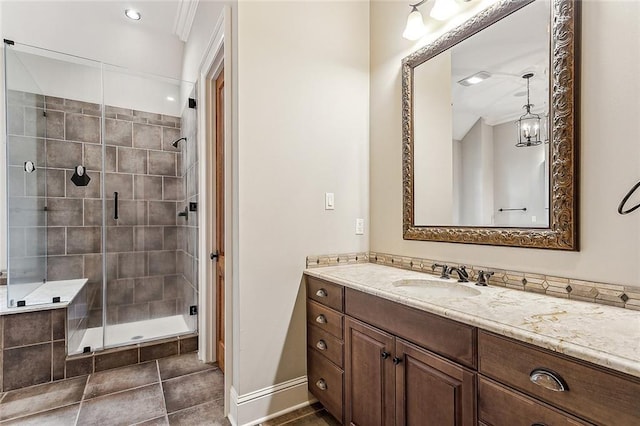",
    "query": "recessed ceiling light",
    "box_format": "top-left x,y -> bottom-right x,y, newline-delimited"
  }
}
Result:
458,71 -> 491,87
125,9 -> 141,21
166,96 -> 175,102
